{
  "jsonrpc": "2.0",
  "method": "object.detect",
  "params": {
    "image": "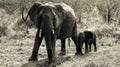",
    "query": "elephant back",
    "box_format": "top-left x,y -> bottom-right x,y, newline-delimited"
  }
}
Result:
54,3 -> 77,39
54,3 -> 76,19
